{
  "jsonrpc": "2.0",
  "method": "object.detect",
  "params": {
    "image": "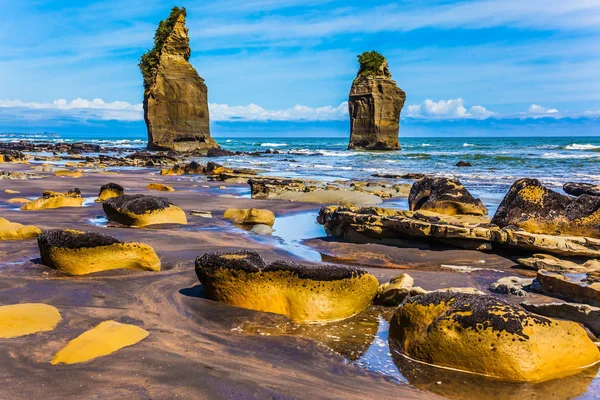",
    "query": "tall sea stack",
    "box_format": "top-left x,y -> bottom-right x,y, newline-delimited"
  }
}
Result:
140,7 -> 218,152
348,51 -> 405,151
